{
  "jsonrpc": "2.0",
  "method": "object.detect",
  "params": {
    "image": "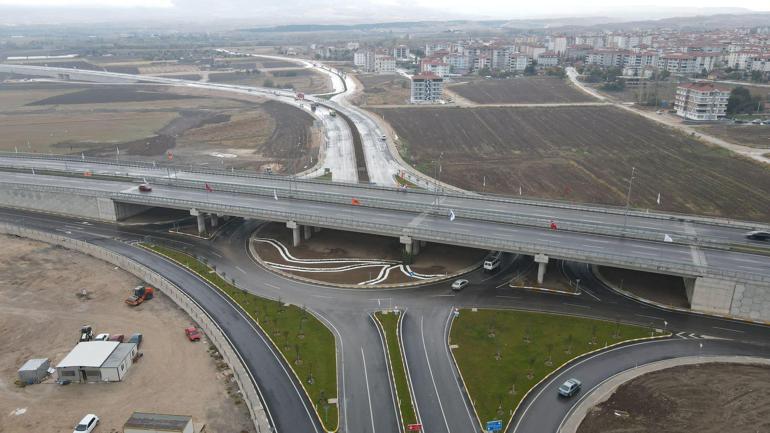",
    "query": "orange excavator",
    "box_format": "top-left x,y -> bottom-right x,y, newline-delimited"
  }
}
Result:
125,285 -> 154,306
